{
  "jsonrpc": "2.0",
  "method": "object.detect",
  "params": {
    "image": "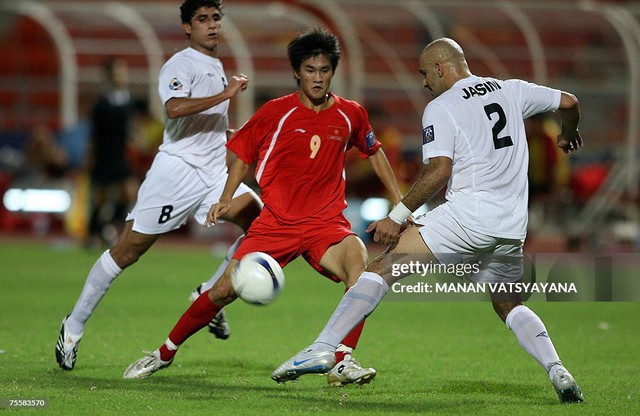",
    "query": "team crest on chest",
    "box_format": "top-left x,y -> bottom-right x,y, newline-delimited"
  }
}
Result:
327,126 -> 347,141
